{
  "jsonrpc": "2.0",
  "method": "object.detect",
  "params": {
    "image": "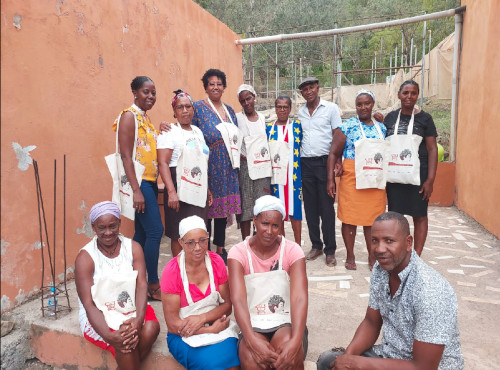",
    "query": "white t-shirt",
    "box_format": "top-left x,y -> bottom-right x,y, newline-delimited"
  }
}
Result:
156,124 -> 207,167
236,111 -> 267,157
